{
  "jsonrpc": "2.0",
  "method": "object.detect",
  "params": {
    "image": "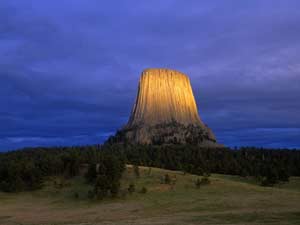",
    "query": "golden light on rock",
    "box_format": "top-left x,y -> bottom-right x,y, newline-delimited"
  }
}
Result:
107,68 -> 219,146
128,68 -> 205,128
